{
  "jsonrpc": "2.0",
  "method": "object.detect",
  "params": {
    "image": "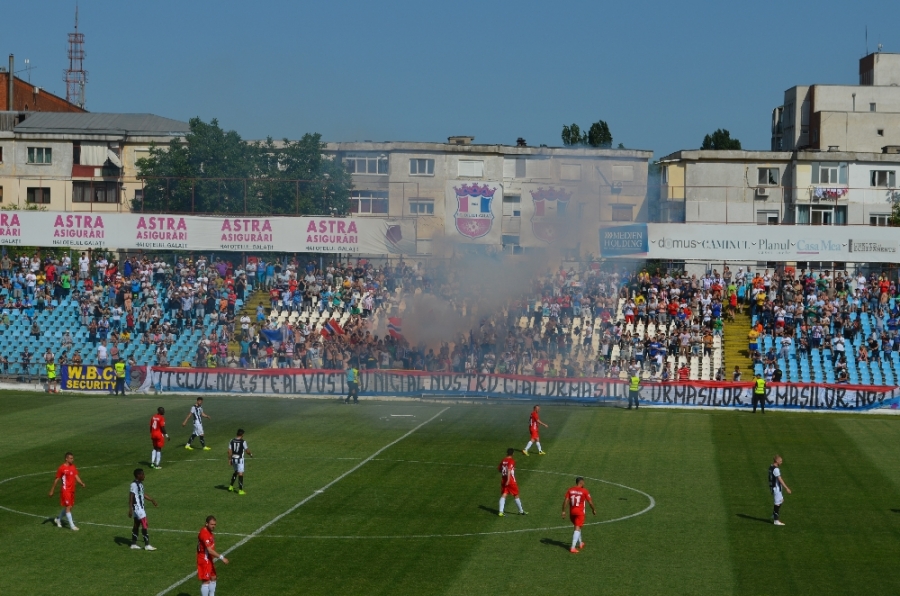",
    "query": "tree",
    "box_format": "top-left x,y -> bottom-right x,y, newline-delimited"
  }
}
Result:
701,129 -> 742,150
561,123 -> 584,146
135,118 -> 351,215
587,121 -> 613,148
562,120 -> 614,147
